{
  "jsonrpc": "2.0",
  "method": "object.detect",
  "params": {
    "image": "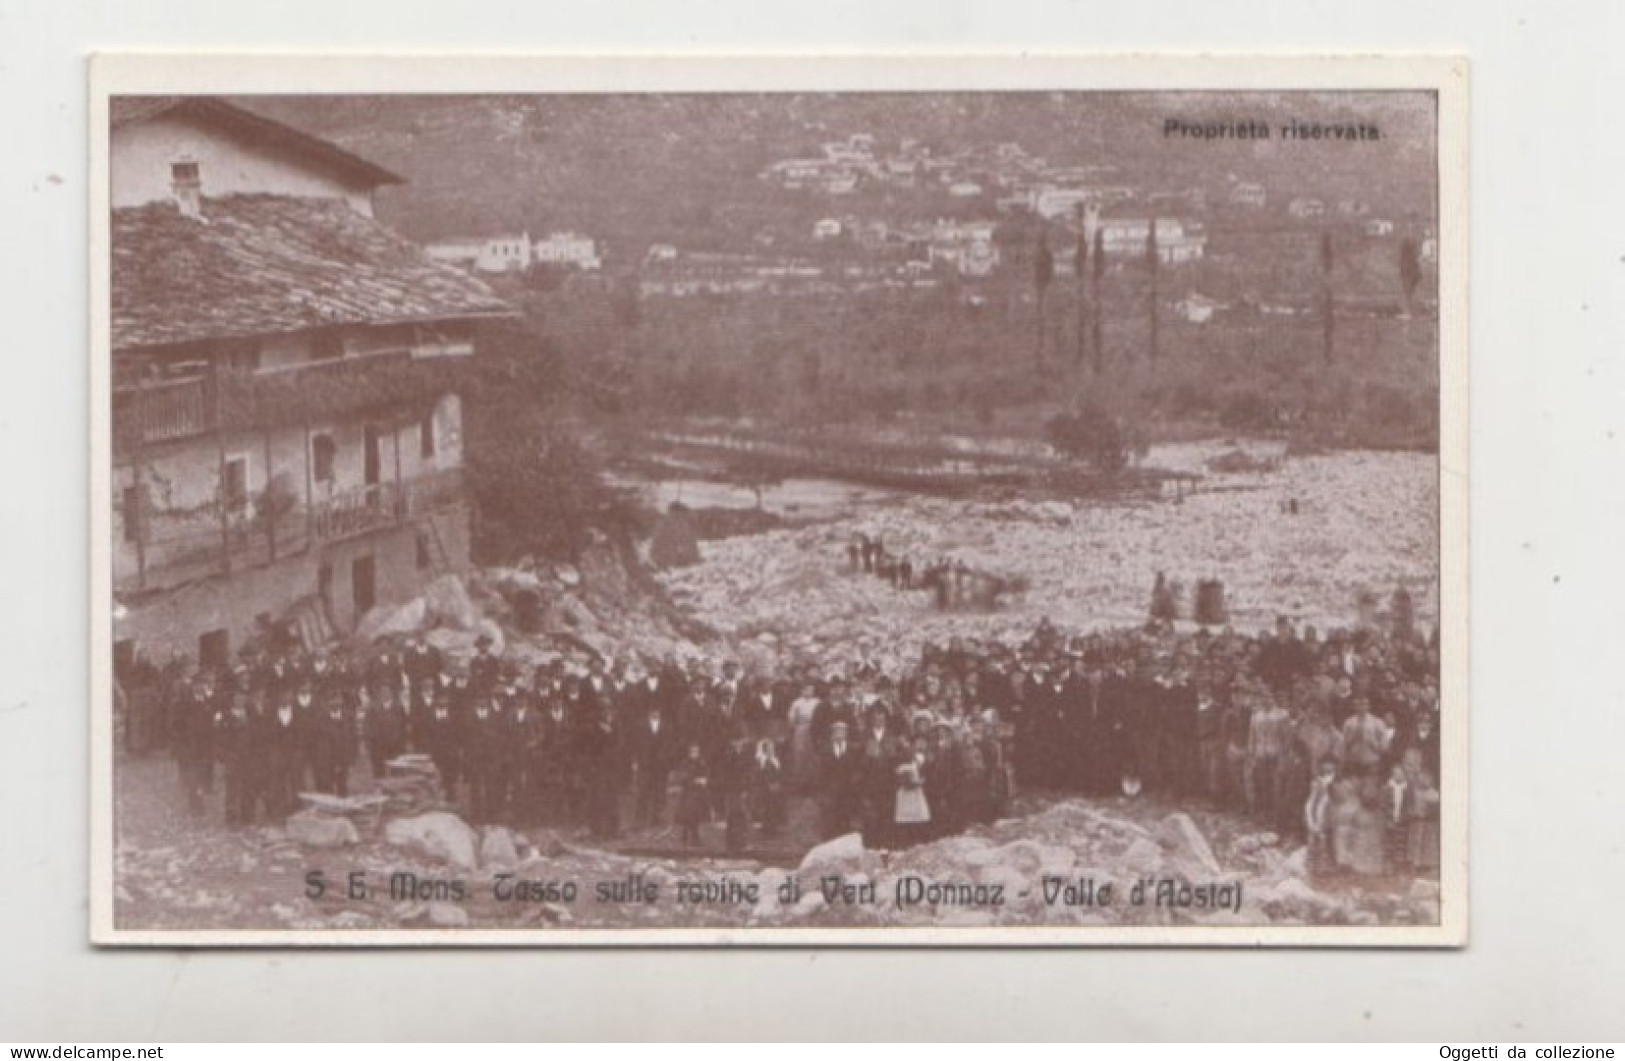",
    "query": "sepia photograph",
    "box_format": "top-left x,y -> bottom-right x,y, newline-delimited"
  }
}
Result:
91,56 -> 1467,945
